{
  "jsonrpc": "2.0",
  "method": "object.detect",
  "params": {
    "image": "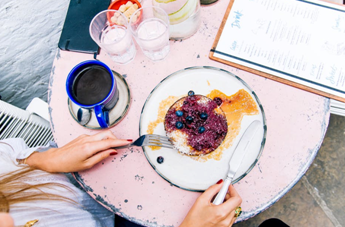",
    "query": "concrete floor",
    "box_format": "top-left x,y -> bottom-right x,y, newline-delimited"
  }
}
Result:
234,114 -> 345,227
